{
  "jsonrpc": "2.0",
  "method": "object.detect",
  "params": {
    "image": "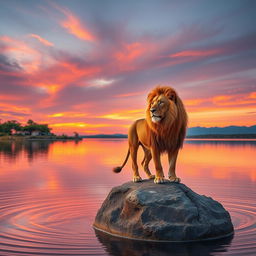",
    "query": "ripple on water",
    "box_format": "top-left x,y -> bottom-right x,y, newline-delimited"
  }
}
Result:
214,198 -> 256,256
0,188 -> 106,255
0,190 -> 255,256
